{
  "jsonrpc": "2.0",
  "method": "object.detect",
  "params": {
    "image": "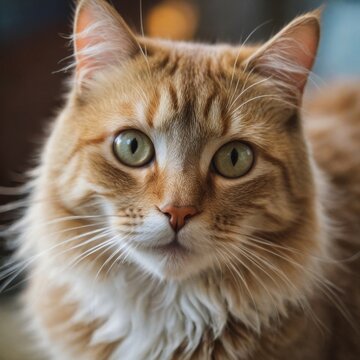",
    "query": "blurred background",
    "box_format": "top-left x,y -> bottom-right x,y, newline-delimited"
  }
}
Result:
1,0 -> 360,285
